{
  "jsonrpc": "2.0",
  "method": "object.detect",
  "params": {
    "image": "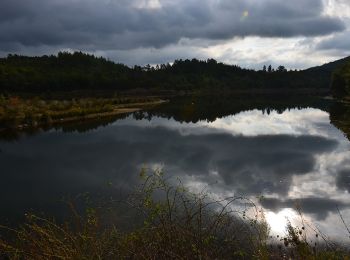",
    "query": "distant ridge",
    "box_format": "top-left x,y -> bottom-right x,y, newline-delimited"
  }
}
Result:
305,56 -> 350,73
